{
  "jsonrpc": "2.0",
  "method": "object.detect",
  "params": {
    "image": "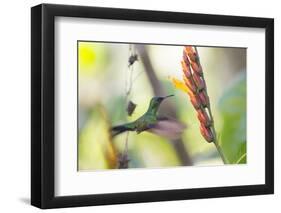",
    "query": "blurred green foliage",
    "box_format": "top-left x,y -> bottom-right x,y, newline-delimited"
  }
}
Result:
79,105 -> 117,170
218,72 -> 247,164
